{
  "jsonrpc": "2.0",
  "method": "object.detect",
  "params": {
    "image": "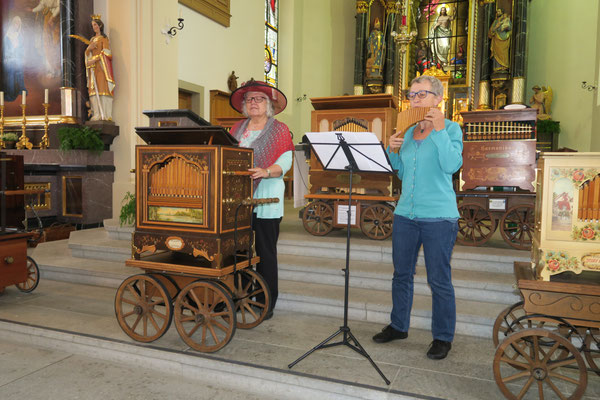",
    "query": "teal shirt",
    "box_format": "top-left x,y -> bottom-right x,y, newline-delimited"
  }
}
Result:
240,130 -> 293,219
386,119 -> 463,219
